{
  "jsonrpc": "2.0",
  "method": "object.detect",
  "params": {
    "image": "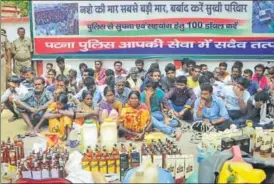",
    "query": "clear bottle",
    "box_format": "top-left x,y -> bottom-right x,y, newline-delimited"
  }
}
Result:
243,121 -> 255,153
